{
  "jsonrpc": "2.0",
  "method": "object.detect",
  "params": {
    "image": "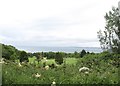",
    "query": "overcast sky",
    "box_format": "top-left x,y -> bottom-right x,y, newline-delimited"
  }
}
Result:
0,0 -> 119,48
